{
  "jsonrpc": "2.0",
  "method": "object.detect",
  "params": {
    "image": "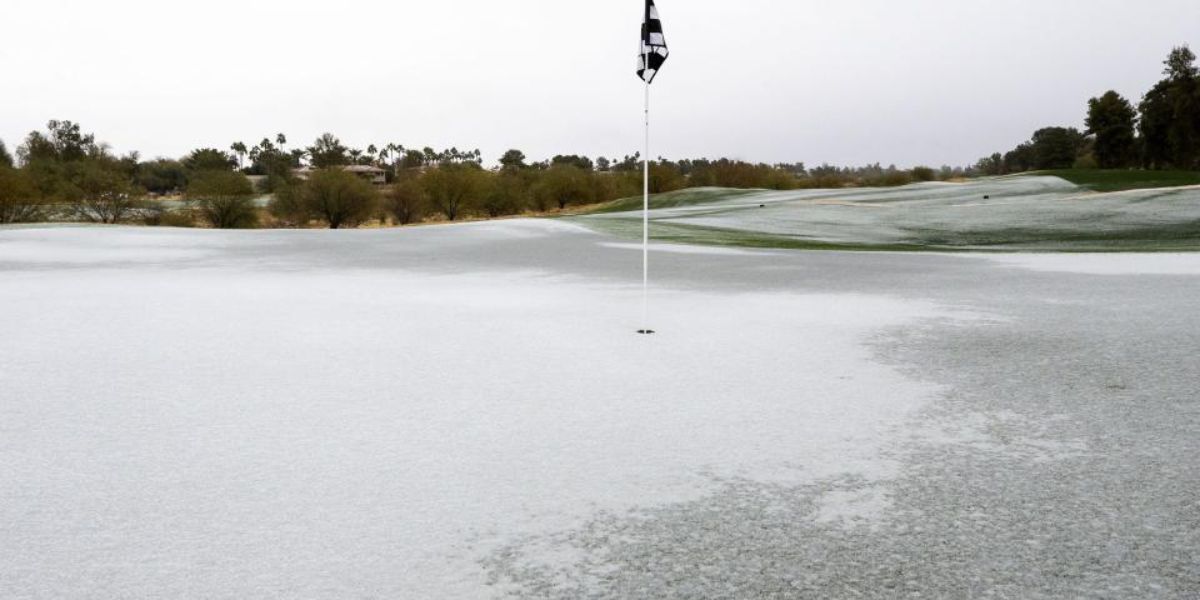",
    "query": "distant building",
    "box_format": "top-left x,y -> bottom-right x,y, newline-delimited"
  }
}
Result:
292,165 -> 387,185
